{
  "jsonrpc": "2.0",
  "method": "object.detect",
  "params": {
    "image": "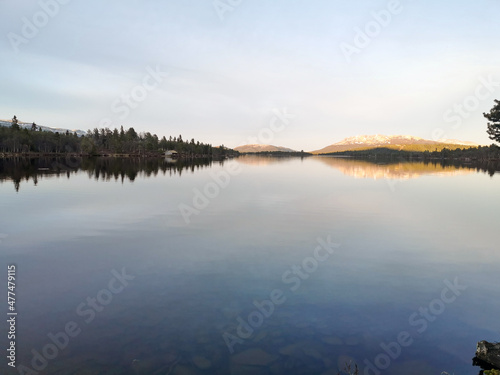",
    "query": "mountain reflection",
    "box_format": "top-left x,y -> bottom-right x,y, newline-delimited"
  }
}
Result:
315,156 -> 500,179
1,155 -> 498,192
236,155 -> 306,166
